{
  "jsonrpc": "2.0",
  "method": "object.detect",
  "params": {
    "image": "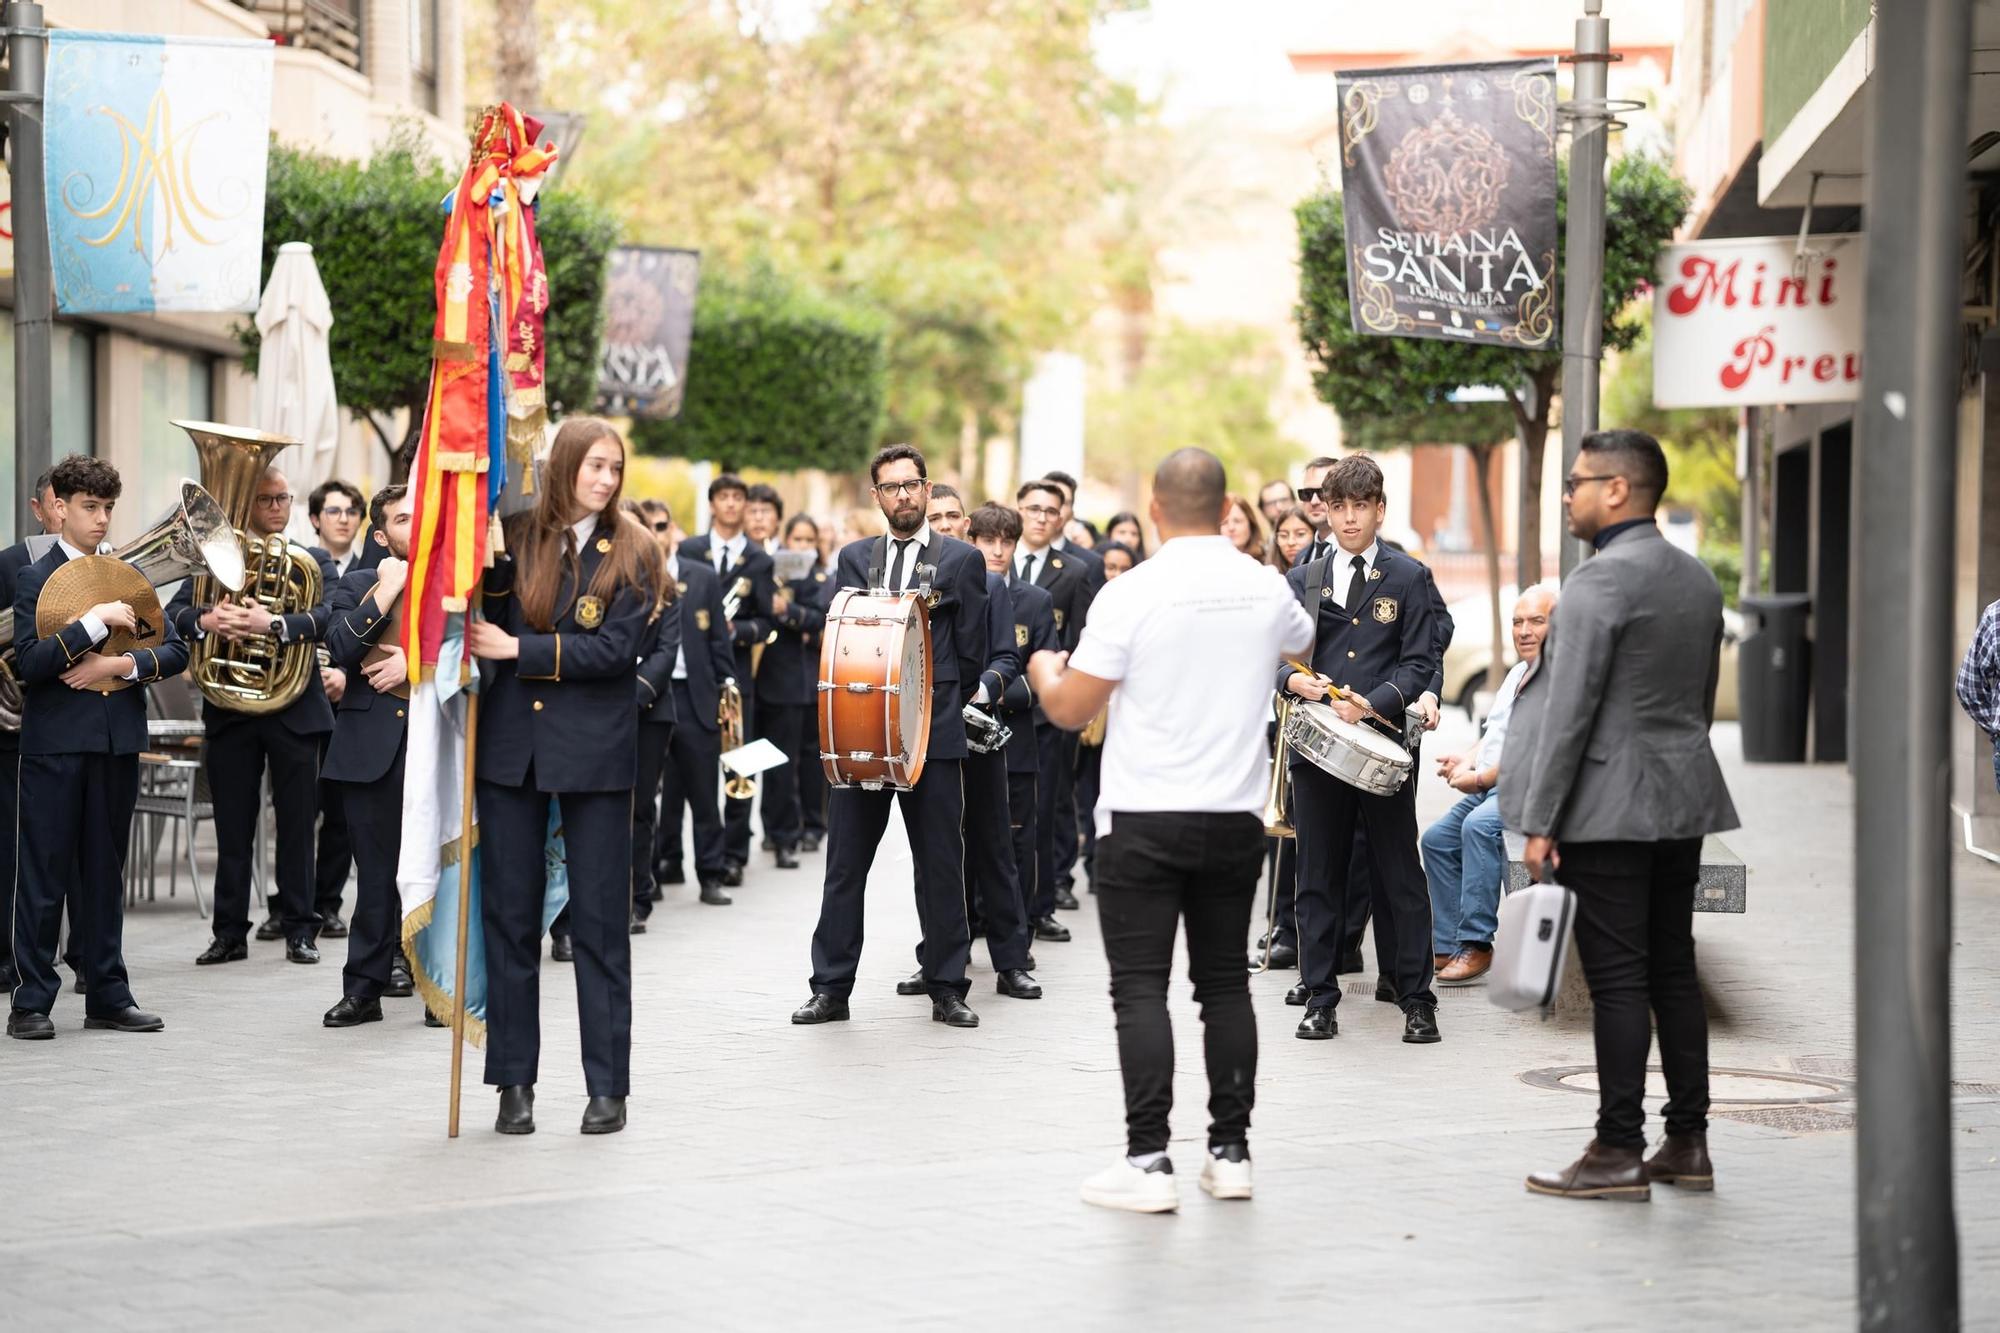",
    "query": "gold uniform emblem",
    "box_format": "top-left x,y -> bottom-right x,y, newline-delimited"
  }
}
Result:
1372,597 -> 1398,624
695,609 -> 711,631
1051,557 -> 1064,570
1053,609 -> 1066,630
595,537 -> 612,554
1015,624 -> 1030,648
676,580 -> 688,596
815,571 -> 828,583
575,595 -> 605,628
